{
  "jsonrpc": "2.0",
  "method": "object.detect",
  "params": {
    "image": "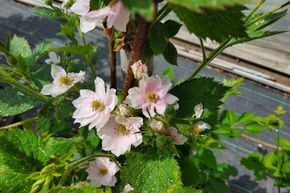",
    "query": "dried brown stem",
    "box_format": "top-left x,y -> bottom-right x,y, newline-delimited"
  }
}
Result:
241,134 -> 279,150
122,19 -> 150,99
